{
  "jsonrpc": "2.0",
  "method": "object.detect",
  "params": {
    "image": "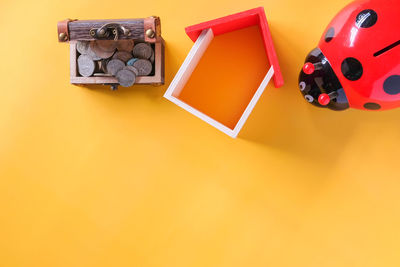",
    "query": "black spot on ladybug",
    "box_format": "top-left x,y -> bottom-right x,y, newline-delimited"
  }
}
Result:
383,75 -> 400,95
356,9 -> 378,28
364,103 -> 381,110
325,27 -> 335,42
341,57 -> 363,81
